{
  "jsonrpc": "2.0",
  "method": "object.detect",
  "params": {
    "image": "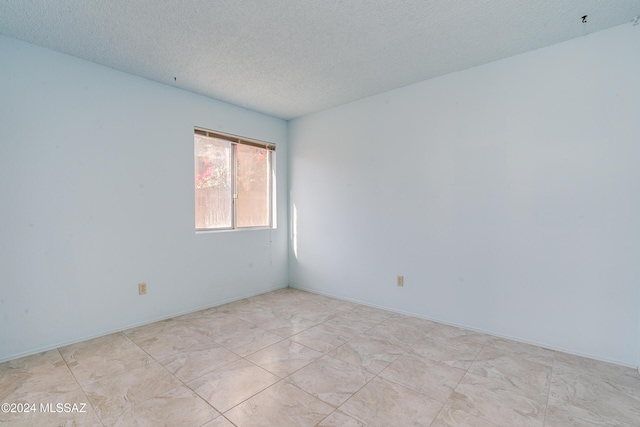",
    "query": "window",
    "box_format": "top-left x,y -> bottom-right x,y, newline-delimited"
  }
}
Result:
194,128 -> 275,230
